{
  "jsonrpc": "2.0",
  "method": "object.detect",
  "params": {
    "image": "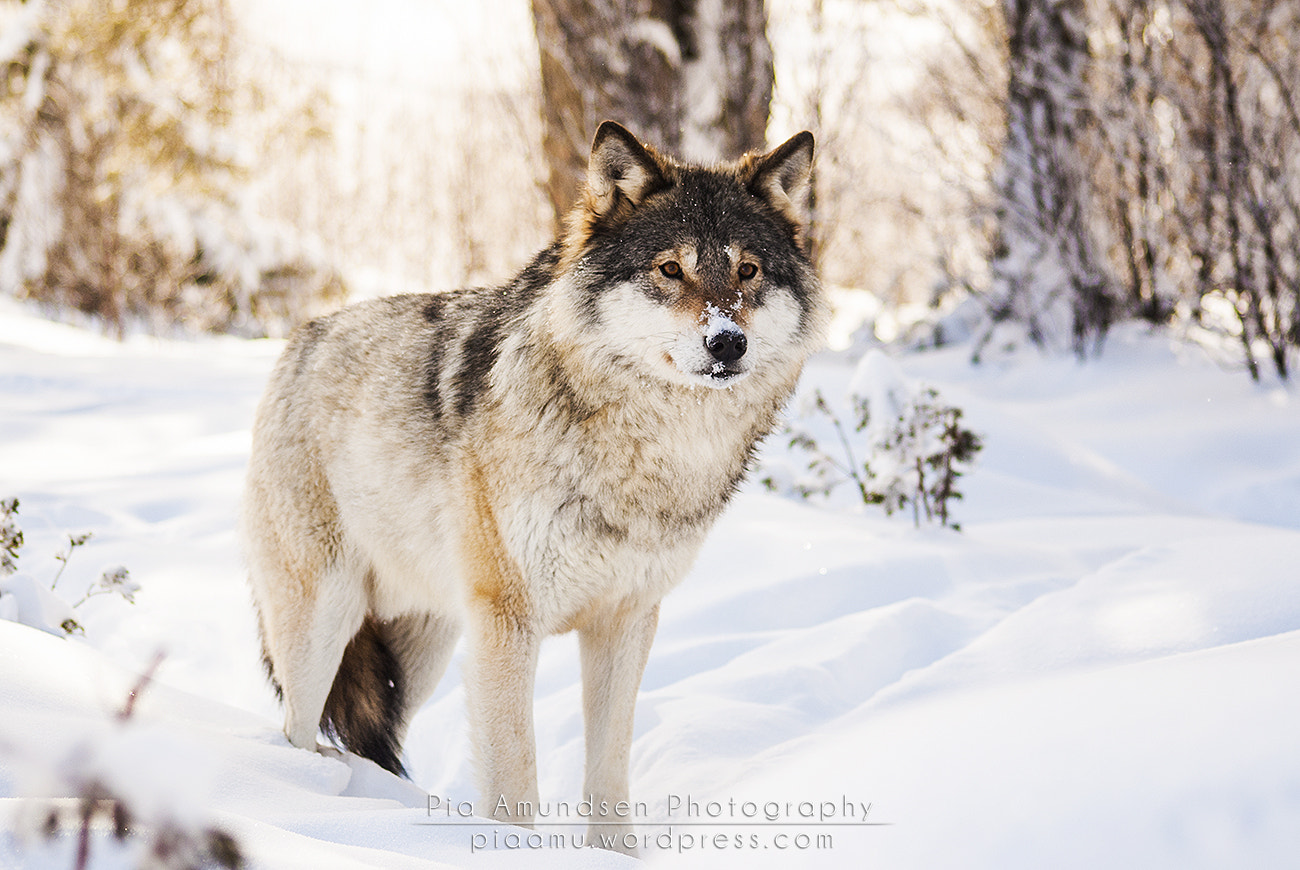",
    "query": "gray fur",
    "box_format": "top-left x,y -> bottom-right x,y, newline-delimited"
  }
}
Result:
243,121 -> 827,855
